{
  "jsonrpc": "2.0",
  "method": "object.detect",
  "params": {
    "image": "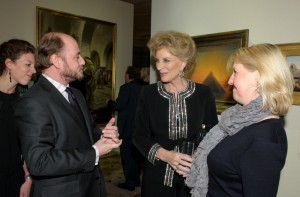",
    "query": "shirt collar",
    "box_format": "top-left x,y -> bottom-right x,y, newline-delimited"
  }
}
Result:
42,74 -> 68,94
